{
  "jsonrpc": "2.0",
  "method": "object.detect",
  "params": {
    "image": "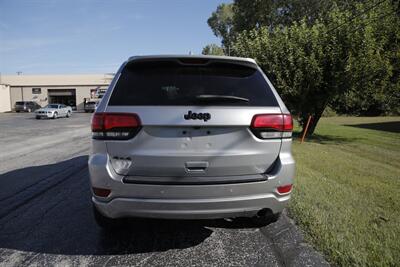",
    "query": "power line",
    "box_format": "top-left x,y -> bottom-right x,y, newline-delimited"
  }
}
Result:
276,0 -> 389,34
325,0 -> 389,34
345,9 -> 398,37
